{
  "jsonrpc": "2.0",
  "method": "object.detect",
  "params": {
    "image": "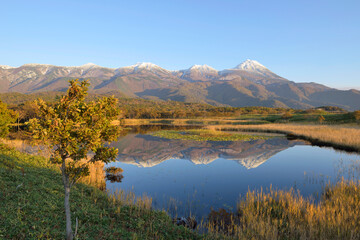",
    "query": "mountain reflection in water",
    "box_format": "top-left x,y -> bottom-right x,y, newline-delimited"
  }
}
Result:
110,133 -> 307,169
